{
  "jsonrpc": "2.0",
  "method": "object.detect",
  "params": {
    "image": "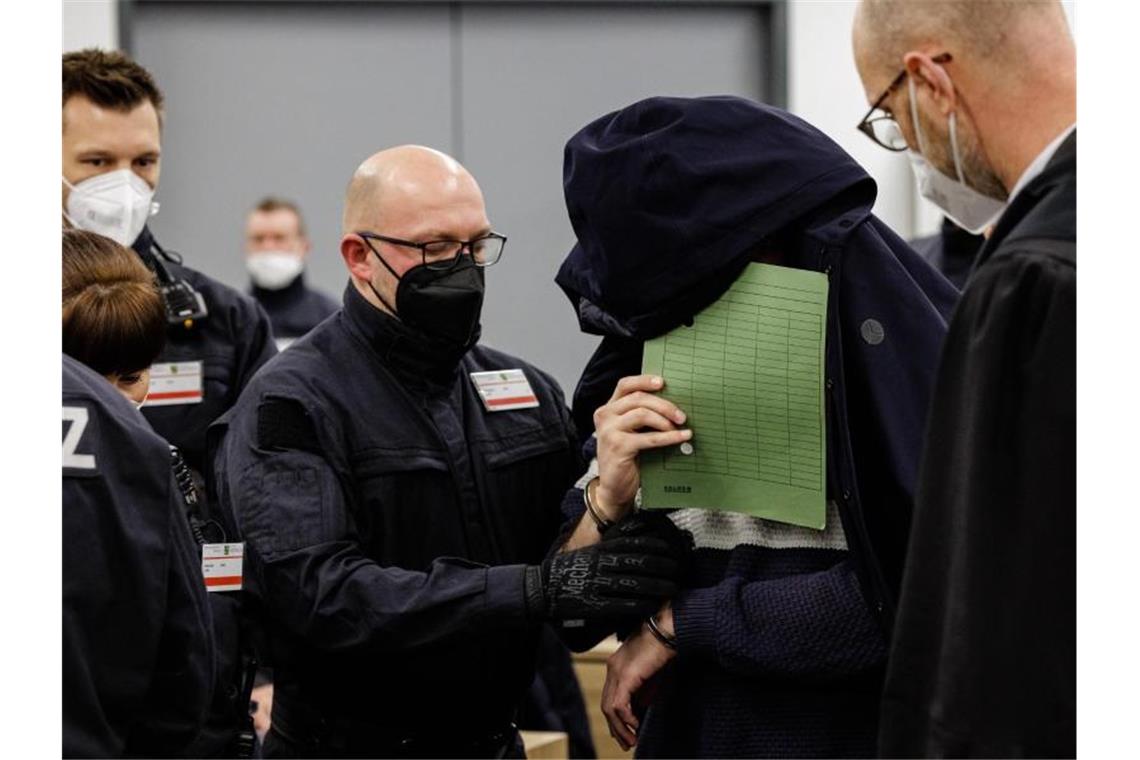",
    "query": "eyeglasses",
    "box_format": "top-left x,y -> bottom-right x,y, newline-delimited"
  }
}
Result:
358,231 -> 508,271
856,52 -> 952,152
